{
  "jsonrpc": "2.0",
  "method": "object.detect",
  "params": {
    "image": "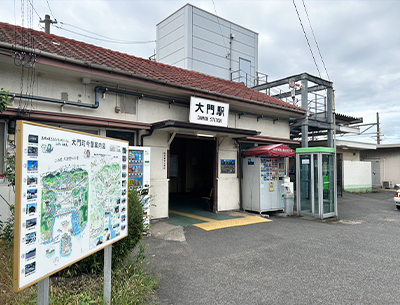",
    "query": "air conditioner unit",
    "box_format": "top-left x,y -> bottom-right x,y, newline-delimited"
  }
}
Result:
382,181 -> 395,189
